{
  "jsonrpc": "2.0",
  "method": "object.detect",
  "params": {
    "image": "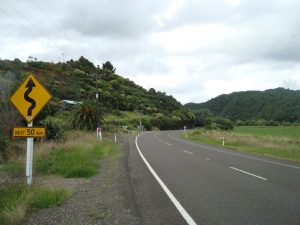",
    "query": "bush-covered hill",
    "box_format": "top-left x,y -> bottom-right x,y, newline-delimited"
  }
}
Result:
0,57 -> 195,133
185,88 -> 300,123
